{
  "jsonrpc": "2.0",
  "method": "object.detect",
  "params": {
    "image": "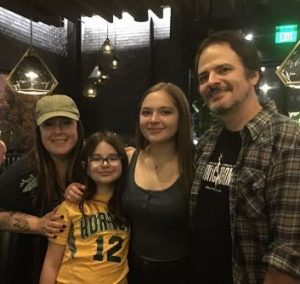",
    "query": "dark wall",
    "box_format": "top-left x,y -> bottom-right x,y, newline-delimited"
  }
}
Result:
0,17 -> 191,140
2,2 -> 300,144
80,47 -> 151,139
80,7 -> 191,139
